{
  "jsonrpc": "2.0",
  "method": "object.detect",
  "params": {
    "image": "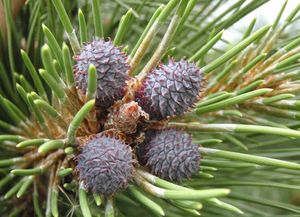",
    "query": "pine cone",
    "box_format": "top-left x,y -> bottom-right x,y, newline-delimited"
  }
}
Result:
77,133 -> 134,195
136,129 -> 200,182
135,59 -> 204,120
74,39 -> 130,109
